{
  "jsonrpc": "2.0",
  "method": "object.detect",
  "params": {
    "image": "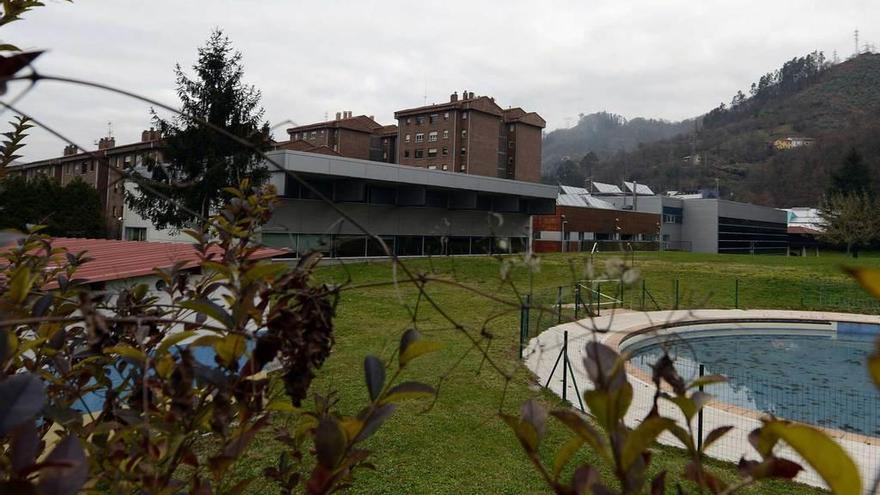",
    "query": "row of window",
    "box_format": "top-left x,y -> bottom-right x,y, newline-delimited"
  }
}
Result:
403,147 -> 467,159
404,112 -> 467,126
405,129 -> 467,143
261,233 -> 526,257
62,154 -> 139,175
